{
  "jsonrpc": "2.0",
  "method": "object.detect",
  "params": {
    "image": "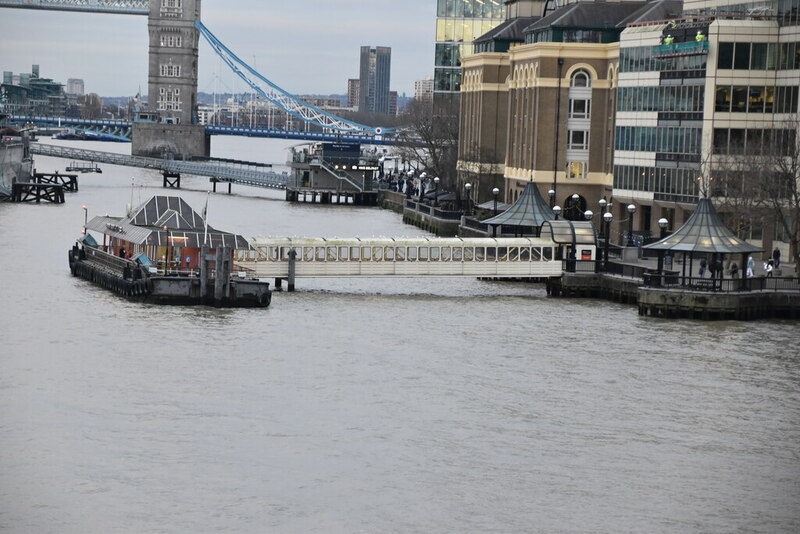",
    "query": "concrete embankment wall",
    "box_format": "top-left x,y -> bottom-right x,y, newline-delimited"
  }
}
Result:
378,190 -> 461,237
551,272 -> 800,320
0,143 -> 33,194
